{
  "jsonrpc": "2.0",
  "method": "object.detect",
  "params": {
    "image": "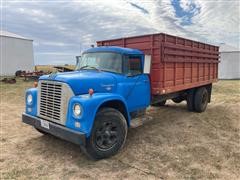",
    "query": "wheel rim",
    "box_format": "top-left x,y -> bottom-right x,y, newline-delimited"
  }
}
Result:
202,91 -> 208,106
95,121 -> 118,150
